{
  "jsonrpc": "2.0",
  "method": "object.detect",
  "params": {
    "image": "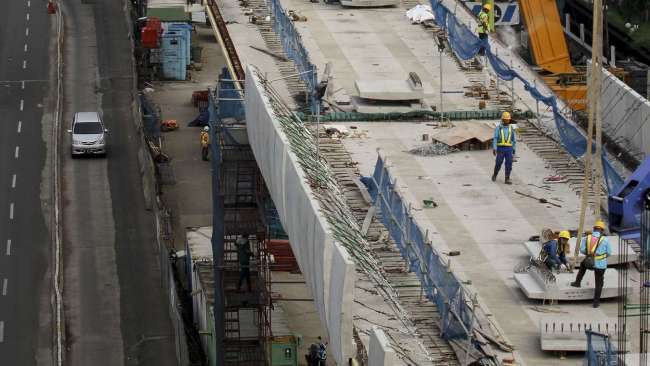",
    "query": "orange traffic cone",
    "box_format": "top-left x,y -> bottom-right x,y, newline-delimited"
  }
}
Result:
47,1 -> 57,14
